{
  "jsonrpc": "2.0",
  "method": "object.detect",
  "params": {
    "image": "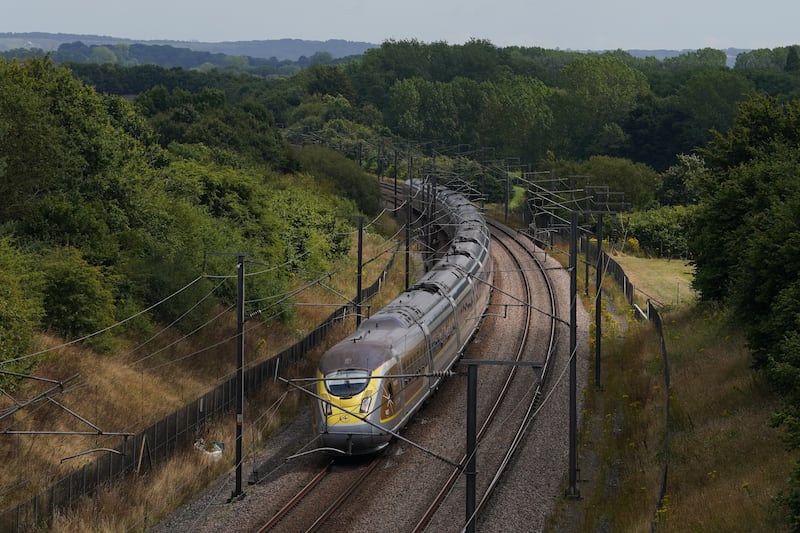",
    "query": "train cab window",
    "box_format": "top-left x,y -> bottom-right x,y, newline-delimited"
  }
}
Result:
325,370 -> 370,397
